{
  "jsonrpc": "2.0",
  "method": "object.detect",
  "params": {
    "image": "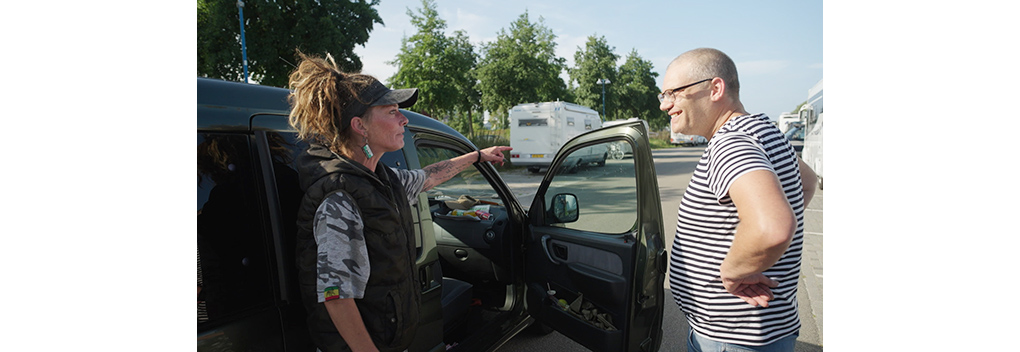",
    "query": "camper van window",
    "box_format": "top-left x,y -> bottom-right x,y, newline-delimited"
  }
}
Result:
567,117 -> 575,126
519,119 -> 548,127
585,119 -> 593,130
